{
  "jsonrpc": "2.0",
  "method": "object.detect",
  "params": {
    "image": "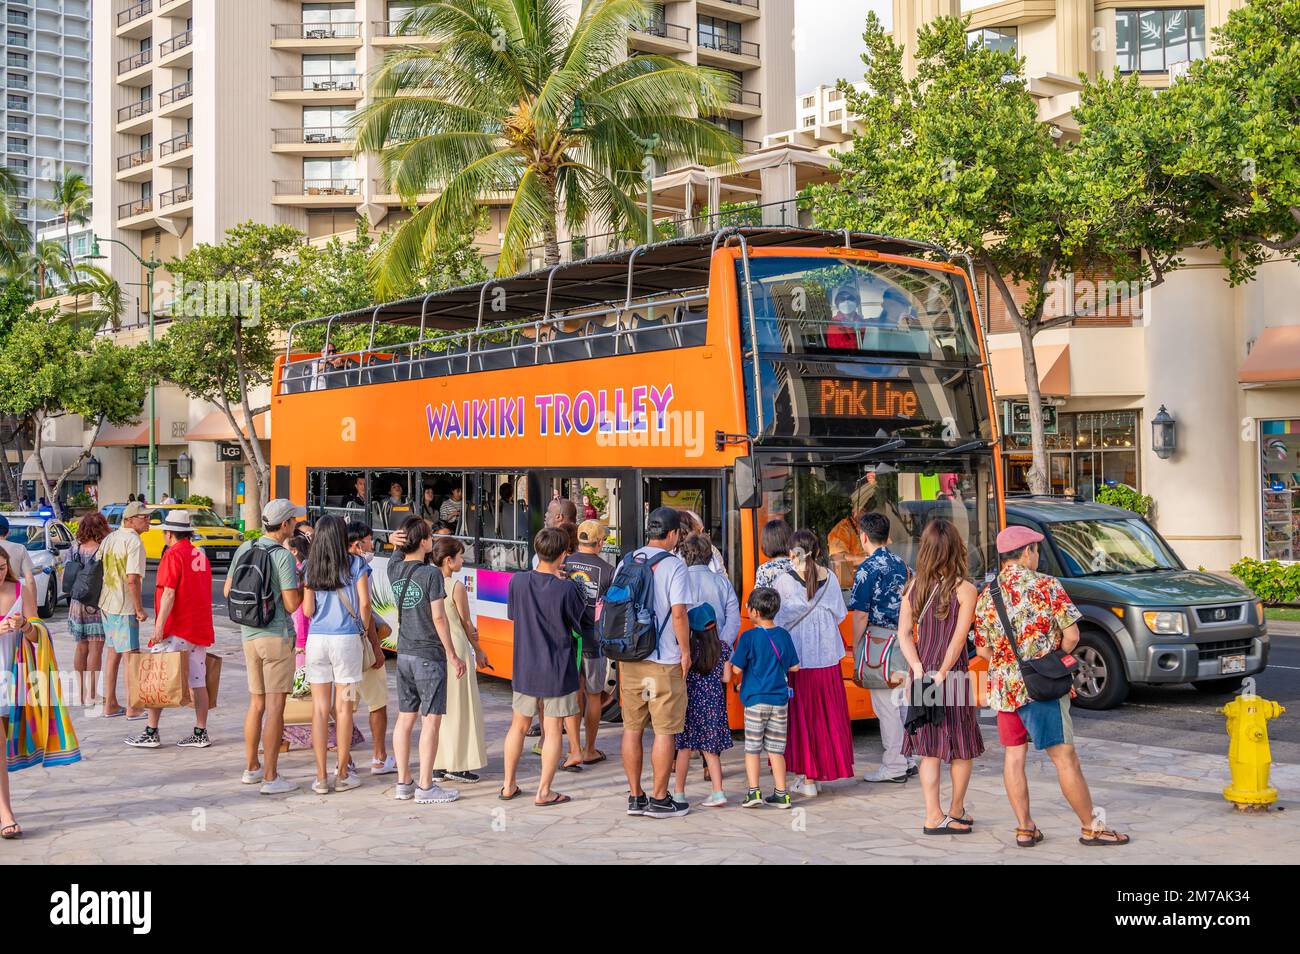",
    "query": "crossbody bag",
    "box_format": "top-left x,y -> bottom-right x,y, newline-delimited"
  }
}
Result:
988,582 -> 1080,702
